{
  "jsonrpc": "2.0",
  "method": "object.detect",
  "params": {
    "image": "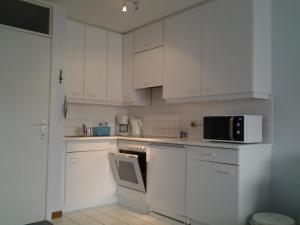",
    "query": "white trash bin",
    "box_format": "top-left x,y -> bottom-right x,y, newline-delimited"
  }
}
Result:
250,213 -> 295,225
